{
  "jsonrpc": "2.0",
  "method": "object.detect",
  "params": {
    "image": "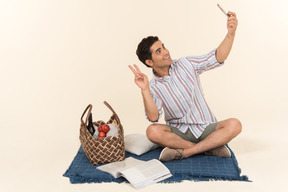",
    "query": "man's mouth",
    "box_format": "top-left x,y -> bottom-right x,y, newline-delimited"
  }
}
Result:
164,55 -> 170,60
